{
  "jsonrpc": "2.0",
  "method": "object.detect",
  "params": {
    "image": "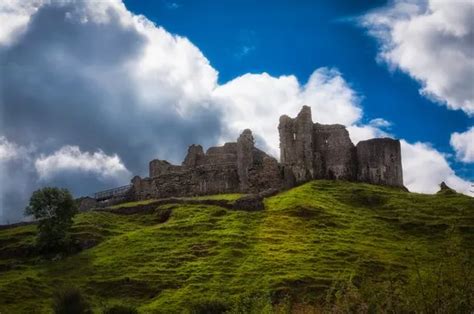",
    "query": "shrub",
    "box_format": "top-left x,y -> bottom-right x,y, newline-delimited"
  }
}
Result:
103,304 -> 139,314
187,299 -> 228,314
52,287 -> 91,314
155,207 -> 172,223
228,293 -> 273,314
